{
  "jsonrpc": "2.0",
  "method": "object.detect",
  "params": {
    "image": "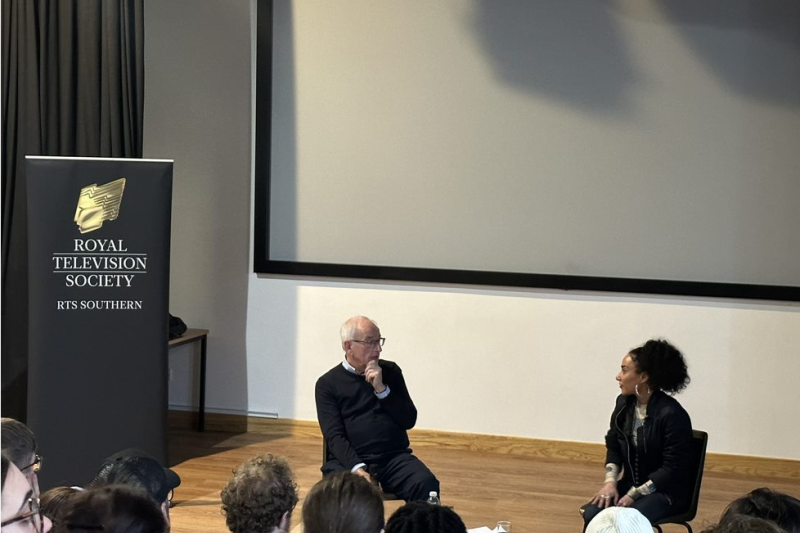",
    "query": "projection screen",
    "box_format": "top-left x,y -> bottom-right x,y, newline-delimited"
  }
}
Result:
254,0 -> 800,301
